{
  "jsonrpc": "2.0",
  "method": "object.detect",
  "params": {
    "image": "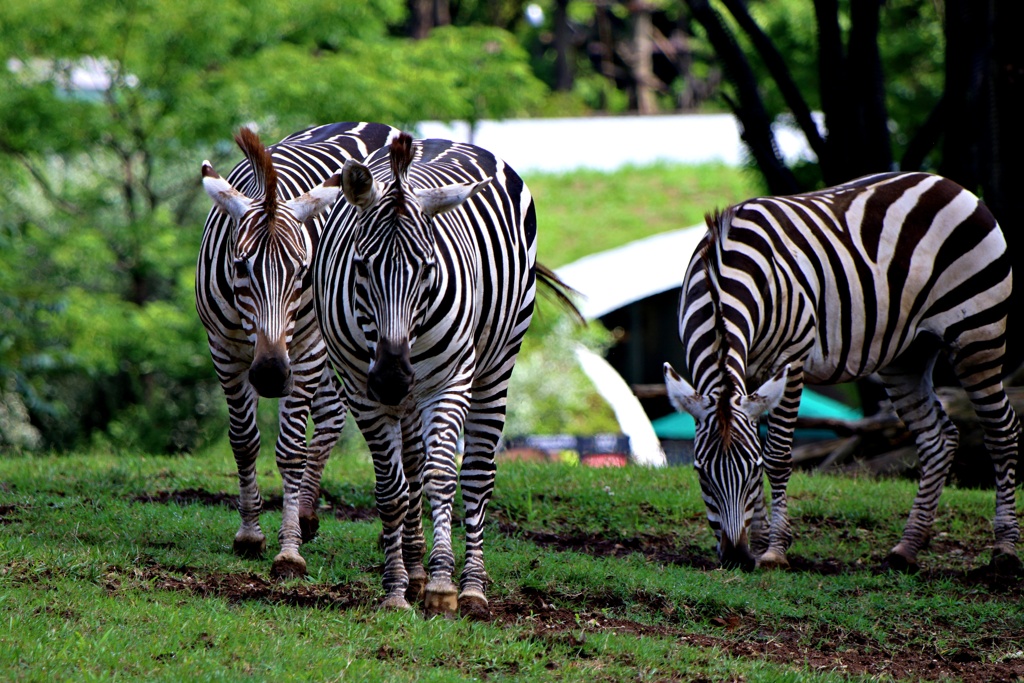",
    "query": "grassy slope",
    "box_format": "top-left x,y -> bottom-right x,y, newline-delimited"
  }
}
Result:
1,444 -> 1021,682
524,162 -> 764,267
